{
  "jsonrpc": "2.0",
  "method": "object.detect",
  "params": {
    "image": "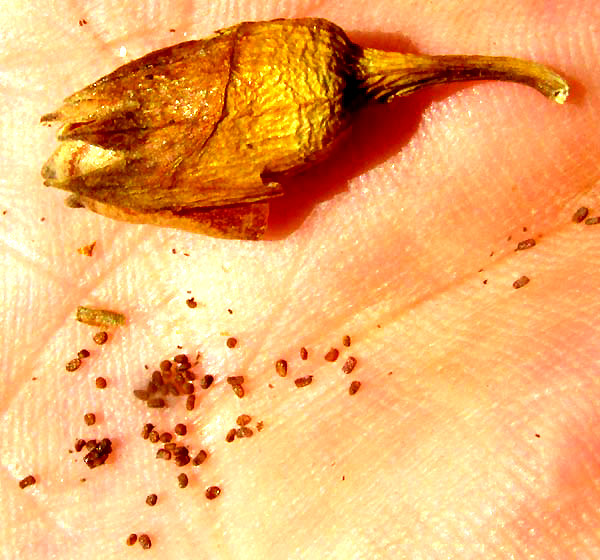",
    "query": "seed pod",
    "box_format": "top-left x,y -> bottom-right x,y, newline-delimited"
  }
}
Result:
41,18 -> 568,240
